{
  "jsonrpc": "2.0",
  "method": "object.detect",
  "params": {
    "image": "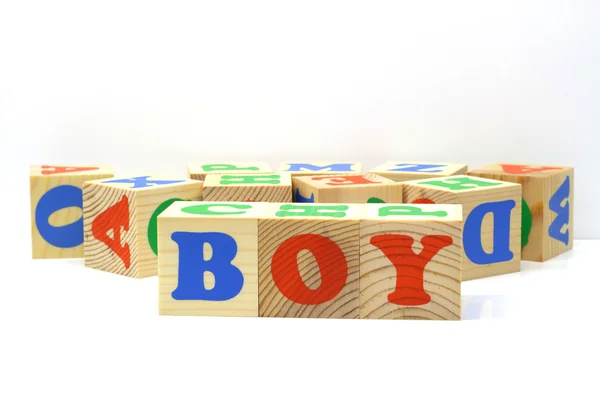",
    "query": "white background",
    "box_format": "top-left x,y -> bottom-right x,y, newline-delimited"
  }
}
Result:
1,1 -> 599,399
